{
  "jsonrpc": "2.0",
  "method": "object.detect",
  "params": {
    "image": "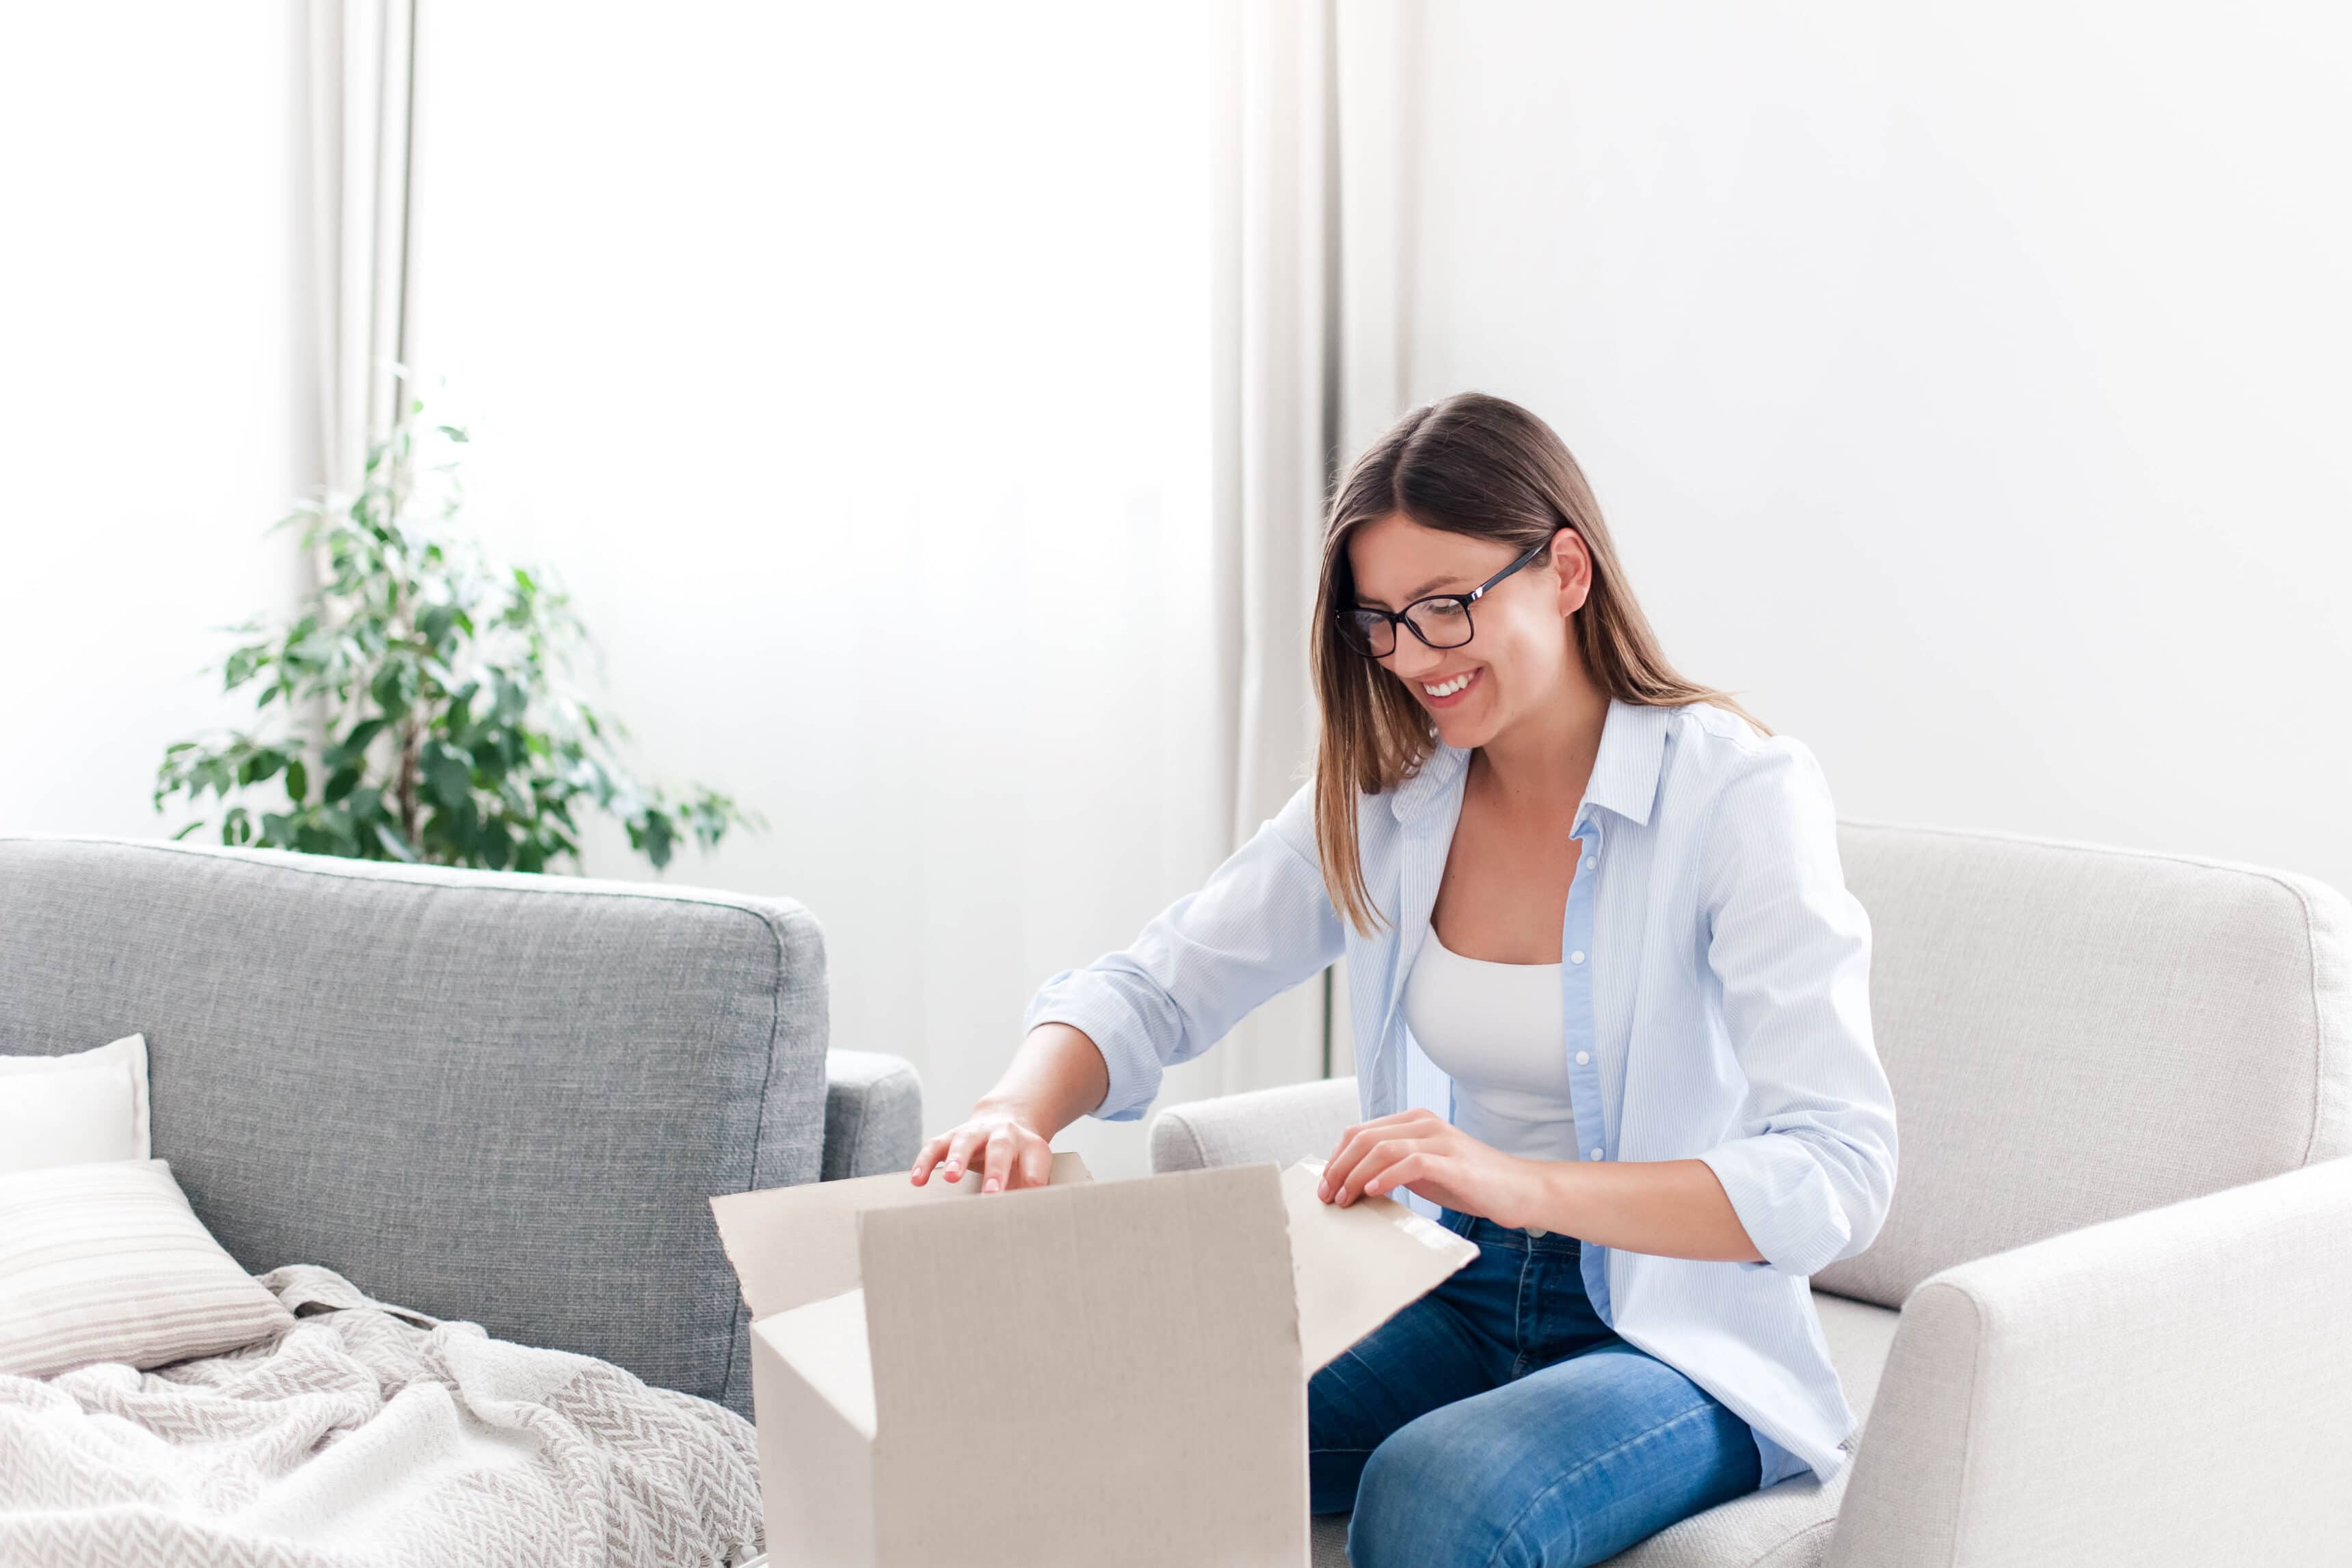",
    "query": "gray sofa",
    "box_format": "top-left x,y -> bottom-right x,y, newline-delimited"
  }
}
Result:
1153,822 -> 2352,1568
0,835 -> 922,1420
